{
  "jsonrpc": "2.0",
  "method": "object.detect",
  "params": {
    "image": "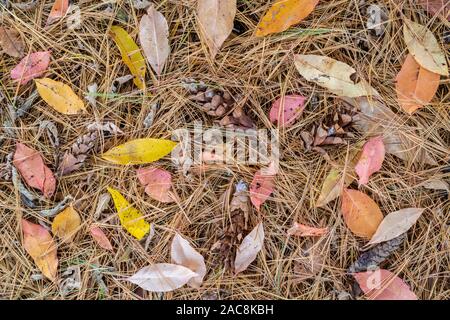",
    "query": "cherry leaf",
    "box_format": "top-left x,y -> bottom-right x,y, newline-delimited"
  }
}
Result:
269,95 -> 306,127
10,51 -> 51,85
355,136 -> 385,185
250,167 -> 275,211
90,226 -> 113,251
137,167 -> 174,203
